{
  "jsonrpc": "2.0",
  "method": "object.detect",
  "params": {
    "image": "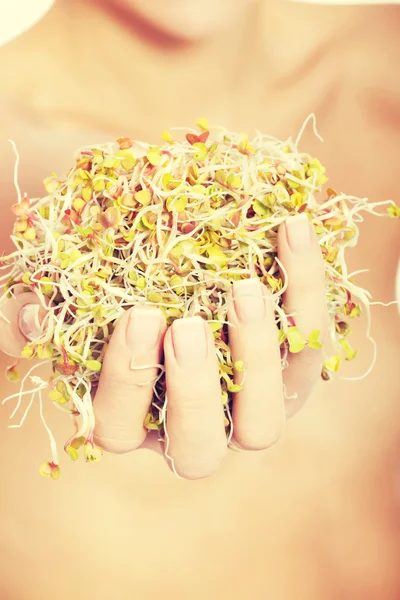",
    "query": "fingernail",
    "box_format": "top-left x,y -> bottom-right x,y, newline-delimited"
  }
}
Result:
126,308 -> 162,354
172,316 -> 207,367
233,279 -> 265,323
285,213 -> 311,253
18,304 -> 42,341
